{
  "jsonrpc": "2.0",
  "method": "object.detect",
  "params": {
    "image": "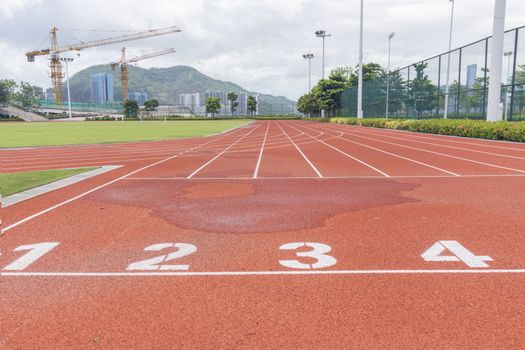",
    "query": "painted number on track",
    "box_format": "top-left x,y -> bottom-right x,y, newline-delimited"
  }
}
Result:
2,242 -> 60,271
421,240 -> 493,268
279,242 -> 337,269
127,243 -> 197,271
